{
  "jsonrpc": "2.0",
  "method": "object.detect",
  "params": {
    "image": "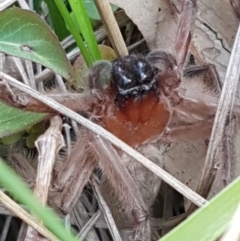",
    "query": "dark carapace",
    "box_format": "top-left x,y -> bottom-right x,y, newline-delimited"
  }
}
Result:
111,55 -> 158,101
